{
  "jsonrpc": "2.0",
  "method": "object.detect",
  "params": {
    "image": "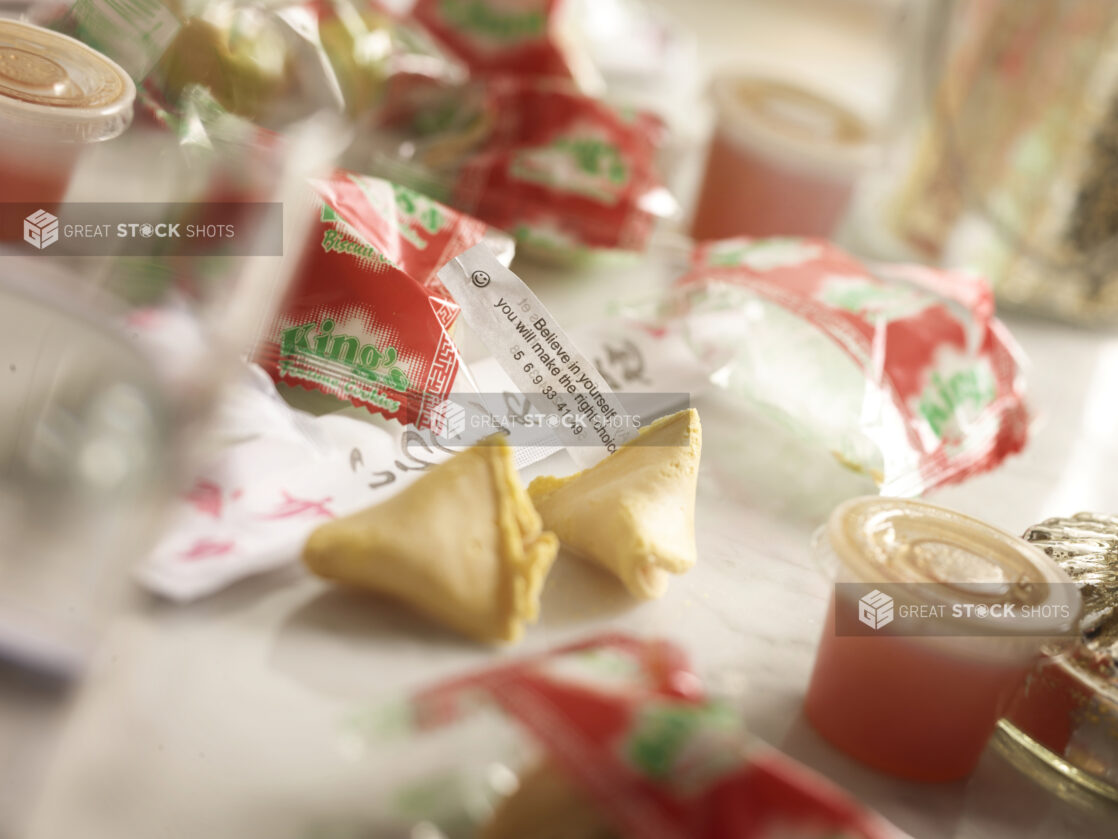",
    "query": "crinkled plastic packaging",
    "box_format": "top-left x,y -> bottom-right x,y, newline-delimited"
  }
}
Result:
353,74 -> 674,256
255,169 -> 511,428
352,634 -> 907,838
613,236 -> 1030,499
452,77 -> 670,253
